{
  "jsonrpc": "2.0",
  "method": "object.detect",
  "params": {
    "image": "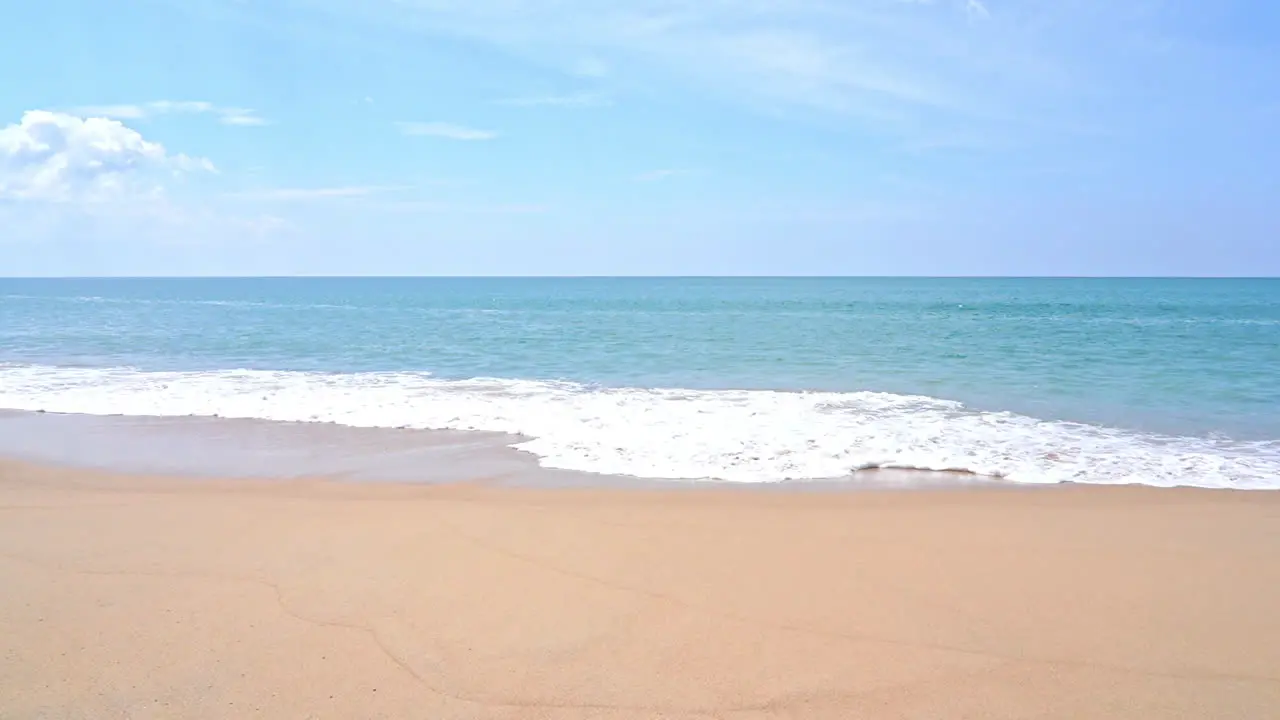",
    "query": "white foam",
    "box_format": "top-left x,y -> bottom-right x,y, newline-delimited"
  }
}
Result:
1,364 -> 1277,489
